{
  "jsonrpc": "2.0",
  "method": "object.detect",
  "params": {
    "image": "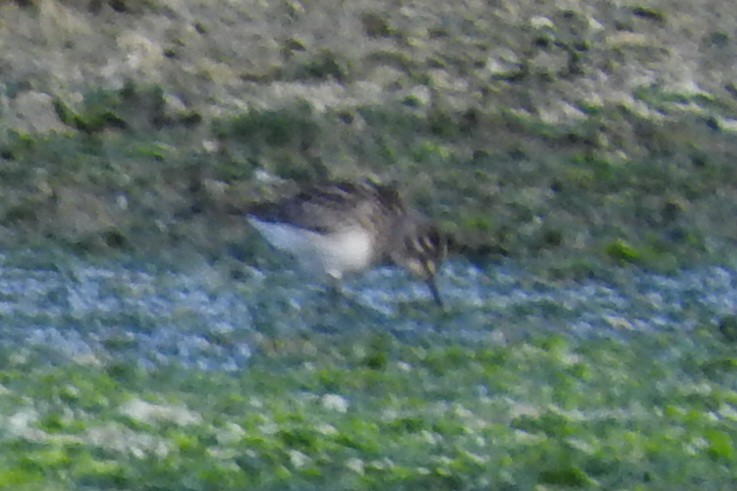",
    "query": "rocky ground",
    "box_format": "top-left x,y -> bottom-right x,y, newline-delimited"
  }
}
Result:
2,0 -> 737,267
